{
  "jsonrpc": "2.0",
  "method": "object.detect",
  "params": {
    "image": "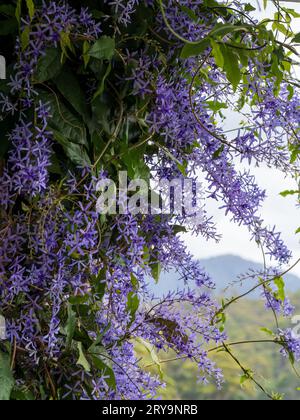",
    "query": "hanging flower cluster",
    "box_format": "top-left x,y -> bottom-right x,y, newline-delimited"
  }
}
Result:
0,0 -> 299,400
